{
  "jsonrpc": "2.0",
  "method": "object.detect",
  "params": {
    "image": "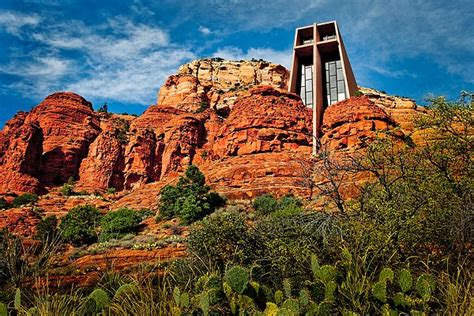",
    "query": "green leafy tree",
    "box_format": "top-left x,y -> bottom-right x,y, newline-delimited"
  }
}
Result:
158,165 -> 225,224
12,193 -> 38,207
99,208 -> 142,242
59,205 -> 102,246
36,215 -> 59,242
